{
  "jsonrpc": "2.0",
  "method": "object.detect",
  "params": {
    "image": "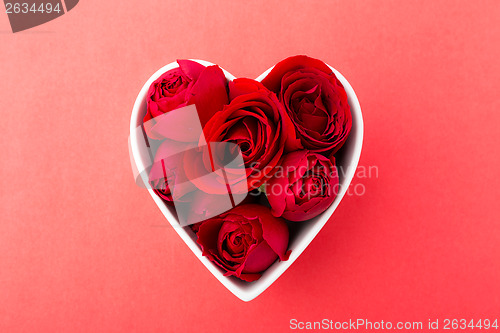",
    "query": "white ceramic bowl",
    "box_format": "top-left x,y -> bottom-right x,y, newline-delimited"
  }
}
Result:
129,59 -> 363,301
